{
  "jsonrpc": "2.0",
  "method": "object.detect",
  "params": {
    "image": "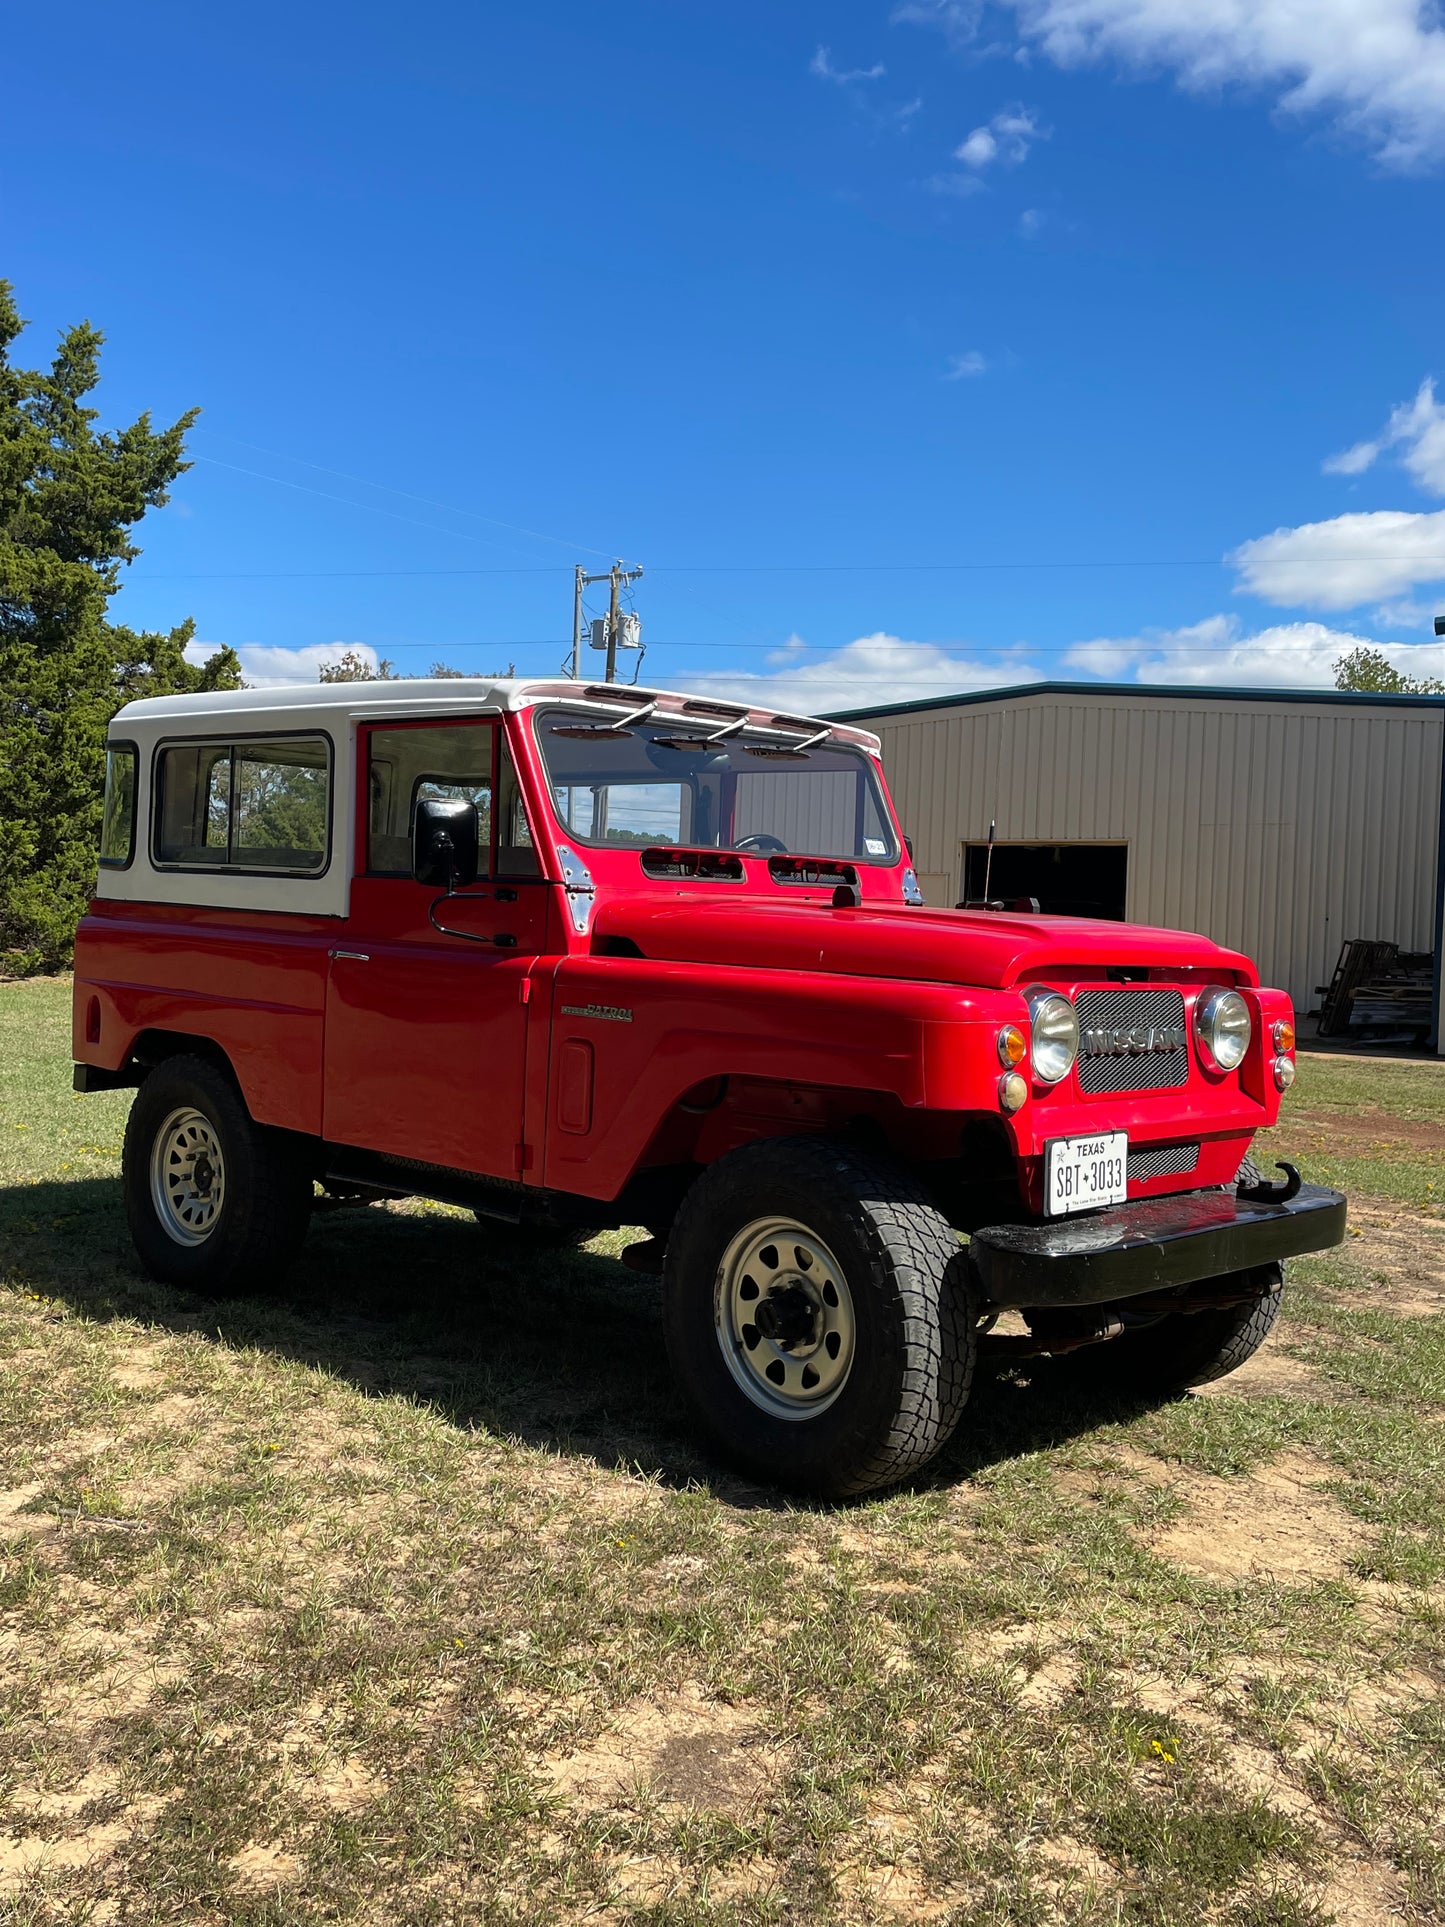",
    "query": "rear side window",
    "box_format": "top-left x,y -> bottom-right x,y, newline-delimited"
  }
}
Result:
99,744 -> 137,868
154,737 -> 331,873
